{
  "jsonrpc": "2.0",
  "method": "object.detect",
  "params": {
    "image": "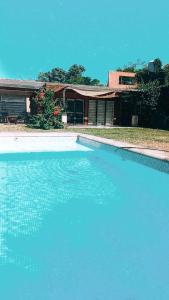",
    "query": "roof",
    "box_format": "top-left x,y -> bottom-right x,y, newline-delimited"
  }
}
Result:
0,79 -> 137,99
46,83 -> 137,92
65,87 -> 117,99
0,78 -> 44,90
46,82 -> 110,91
46,82 -> 137,99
